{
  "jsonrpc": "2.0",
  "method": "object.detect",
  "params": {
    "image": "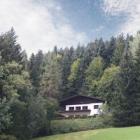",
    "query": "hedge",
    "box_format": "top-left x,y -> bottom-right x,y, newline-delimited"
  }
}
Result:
0,134 -> 17,140
50,115 -> 112,134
